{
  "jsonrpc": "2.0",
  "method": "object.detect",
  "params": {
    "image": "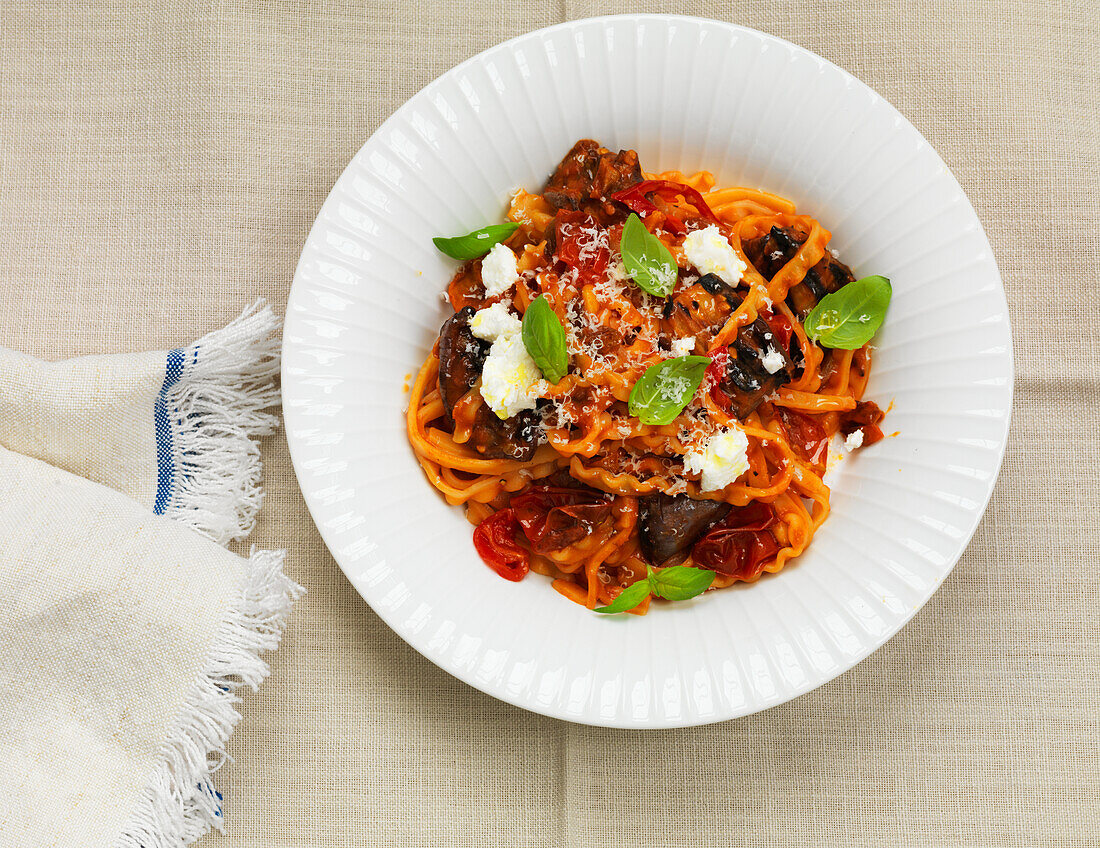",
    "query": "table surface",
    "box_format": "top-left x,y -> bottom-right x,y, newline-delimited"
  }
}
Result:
1,2 -> 1096,846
